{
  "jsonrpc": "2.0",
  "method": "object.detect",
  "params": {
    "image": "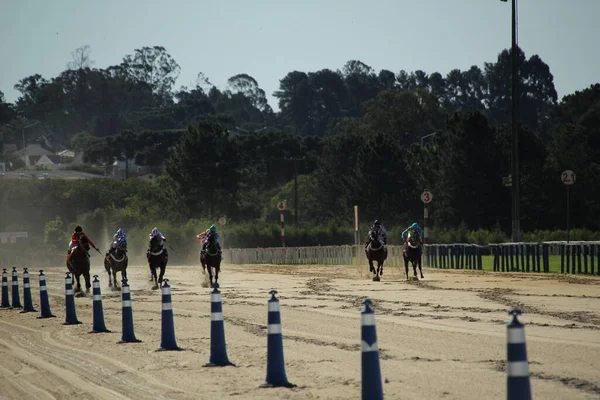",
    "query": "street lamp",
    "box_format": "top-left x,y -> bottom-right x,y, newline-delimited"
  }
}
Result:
420,132 -> 438,147
501,0 -> 520,242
